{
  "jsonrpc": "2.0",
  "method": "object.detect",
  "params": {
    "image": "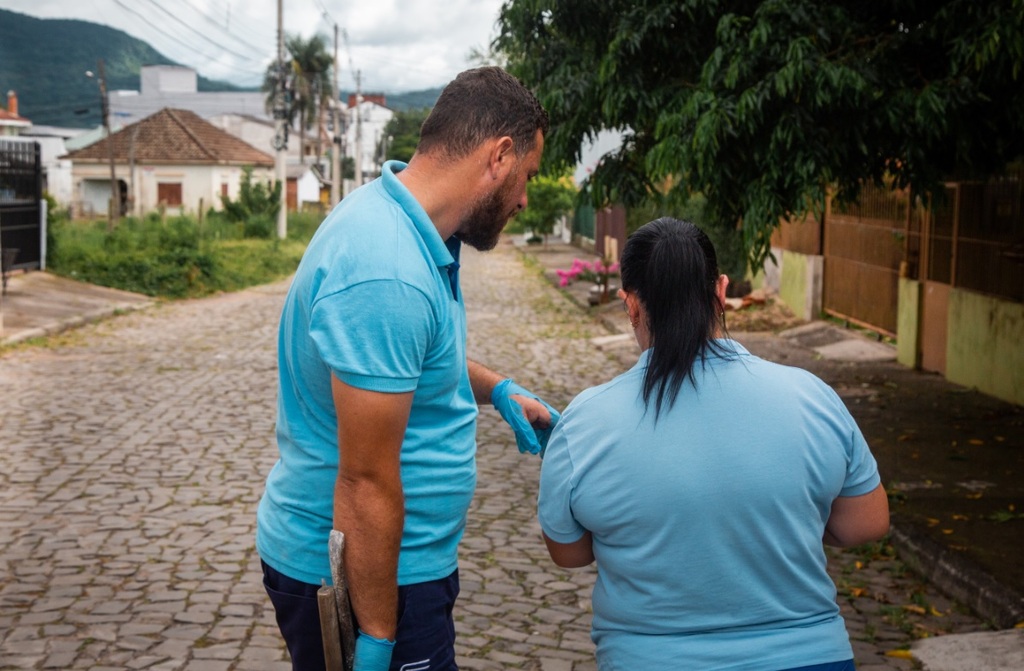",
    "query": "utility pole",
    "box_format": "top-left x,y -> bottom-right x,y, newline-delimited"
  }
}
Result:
273,0 -> 288,239
95,59 -> 119,231
331,23 -> 341,207
354,70 -> 363,188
